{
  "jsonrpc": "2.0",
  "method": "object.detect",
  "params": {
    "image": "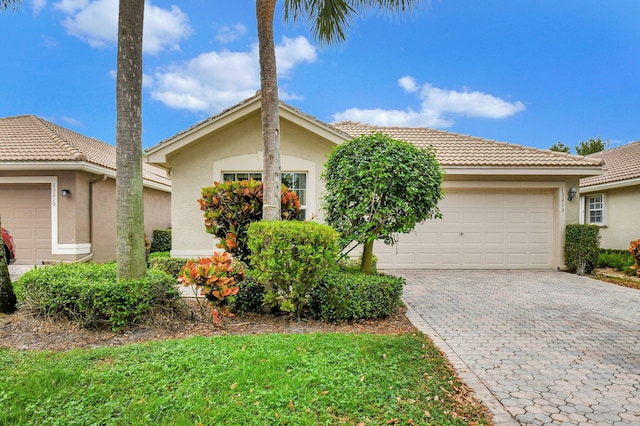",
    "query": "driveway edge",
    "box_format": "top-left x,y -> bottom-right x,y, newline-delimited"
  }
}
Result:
403,299 -> 519,426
